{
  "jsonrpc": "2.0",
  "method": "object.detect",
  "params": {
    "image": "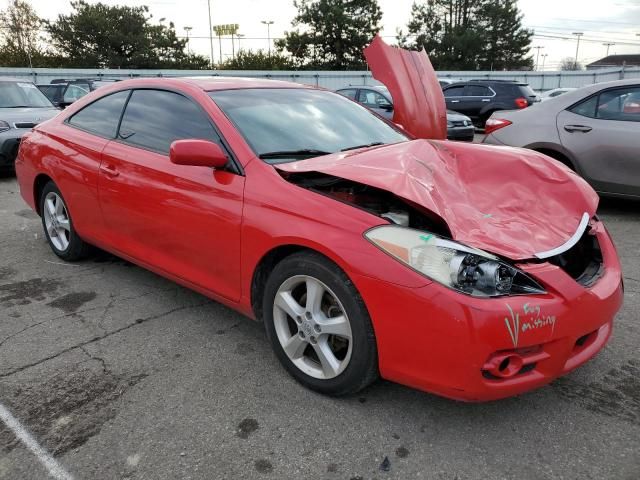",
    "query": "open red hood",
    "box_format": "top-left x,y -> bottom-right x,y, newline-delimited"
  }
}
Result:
276,140 -> 599,260
363,36 -> 447,140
